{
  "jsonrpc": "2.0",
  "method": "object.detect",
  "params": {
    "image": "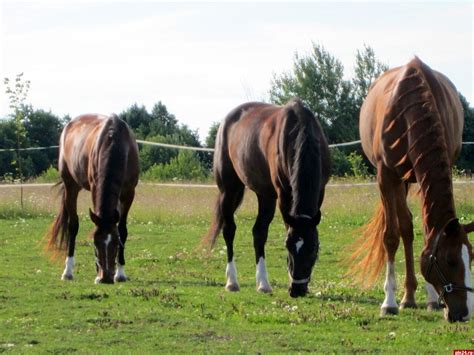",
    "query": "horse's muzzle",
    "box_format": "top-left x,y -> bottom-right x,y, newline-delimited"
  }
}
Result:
289,282 -> 308,298
446,309 -> 469,323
